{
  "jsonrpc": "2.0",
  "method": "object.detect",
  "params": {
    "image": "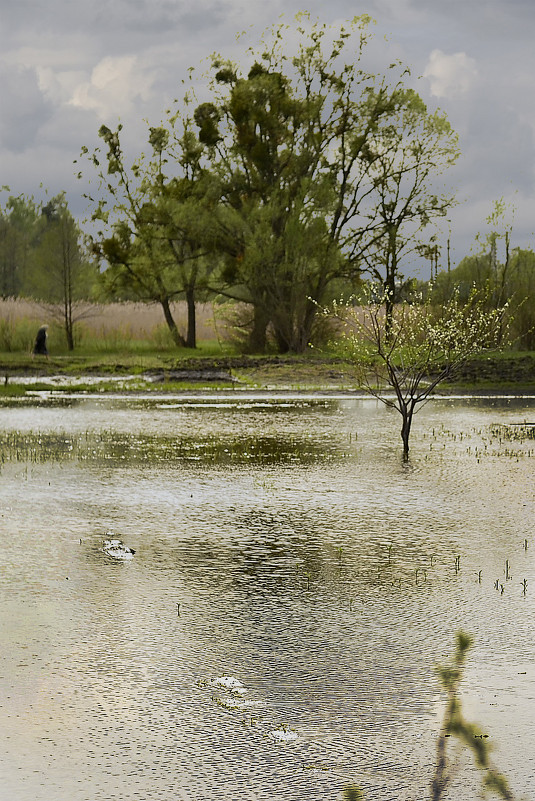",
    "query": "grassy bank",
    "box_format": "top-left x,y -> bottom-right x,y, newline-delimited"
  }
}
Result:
0,298 -> 222,353
0,347 -> 534,395
1,297 -> 534,393
0,295 -> 347,388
